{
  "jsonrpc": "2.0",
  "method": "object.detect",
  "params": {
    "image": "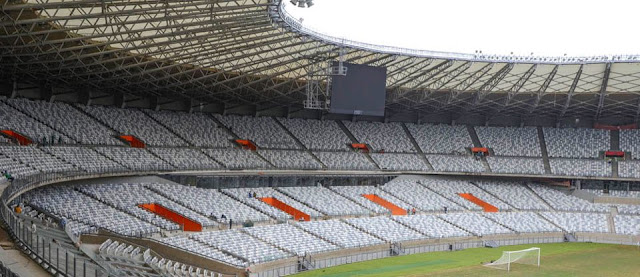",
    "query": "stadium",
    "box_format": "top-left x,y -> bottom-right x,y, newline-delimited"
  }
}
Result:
1,0 -> 640,276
